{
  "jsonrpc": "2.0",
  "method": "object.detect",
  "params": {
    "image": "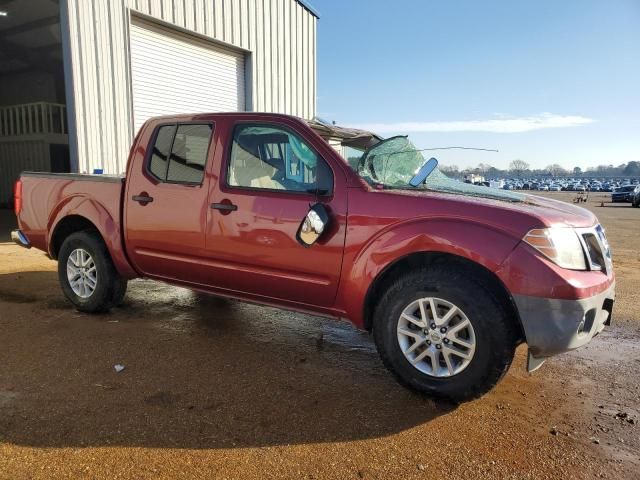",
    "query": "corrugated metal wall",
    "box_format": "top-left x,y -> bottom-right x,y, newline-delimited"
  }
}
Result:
0,141 -> 51,208
61,0 -> 317,174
